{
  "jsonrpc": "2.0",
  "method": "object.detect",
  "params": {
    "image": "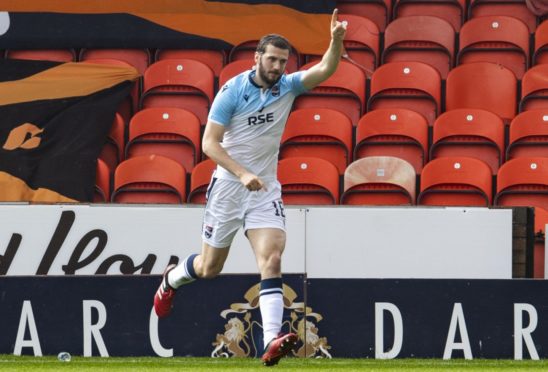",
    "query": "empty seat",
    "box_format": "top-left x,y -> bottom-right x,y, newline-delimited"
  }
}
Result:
94,158 -> 111,203
112,155 -> 187,204
445,62 -> 517,124
430,108 -> 505,175
457,16 -> 530,80
417,157 -> 493,206
393,0 -> 466,32
341,156 -> 416,205
99,113 -> 126,175
219,59 -> 255,88
506,109 -> 548,160
368,61 -> 442,126
468,0 -> 539,33
295,60 -> 367,126
533,20 -> 548,65
280,108 -> 353,175
278,157 -> 340,205
520,64 -> 548,112
126,108 -> 201,173
188,159 -> 217,204
140,59 -> 215,125
306,14 -> 380,78
228,40 -> 301,72
155,49 -> 227,78
337,0 -> 392,32
5,49 -> 76,62
354,108 -> 429,174
382,15 -> 455,80
79,48 -> 150,75
494,157 -> 548,209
